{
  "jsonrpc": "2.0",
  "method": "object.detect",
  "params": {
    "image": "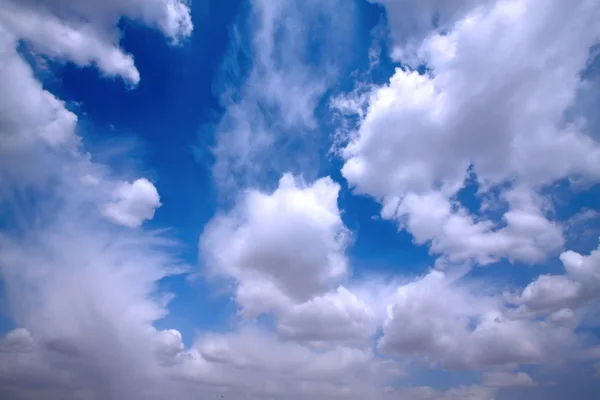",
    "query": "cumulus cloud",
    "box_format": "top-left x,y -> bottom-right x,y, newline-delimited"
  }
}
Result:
341,0 -> 600,266
200,174 -> 380,345
102,178 -> 162,228
201,174 -> 349,309
381,186 -> 564,266
378,271 -> 583,370
512,242 -> 600,316
276,286 -> 376,345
